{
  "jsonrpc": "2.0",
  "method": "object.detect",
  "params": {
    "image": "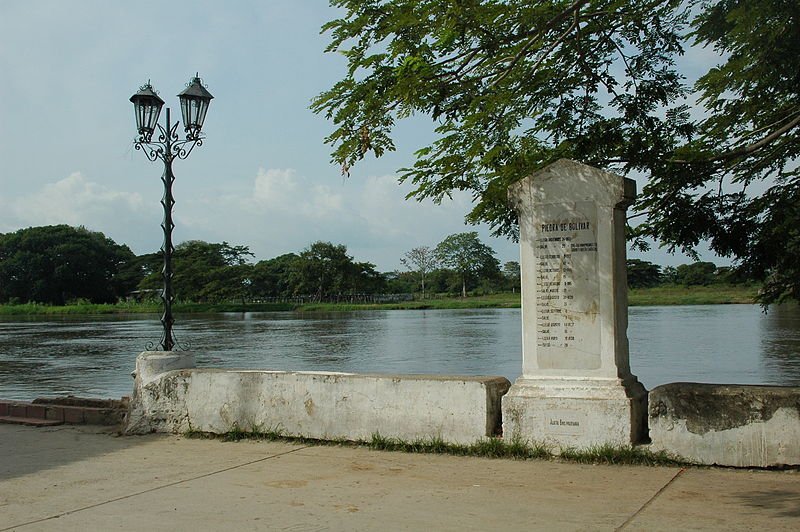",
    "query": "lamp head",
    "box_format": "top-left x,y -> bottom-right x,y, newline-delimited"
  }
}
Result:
178,74 -> 214,139
130,81 -> 164,141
